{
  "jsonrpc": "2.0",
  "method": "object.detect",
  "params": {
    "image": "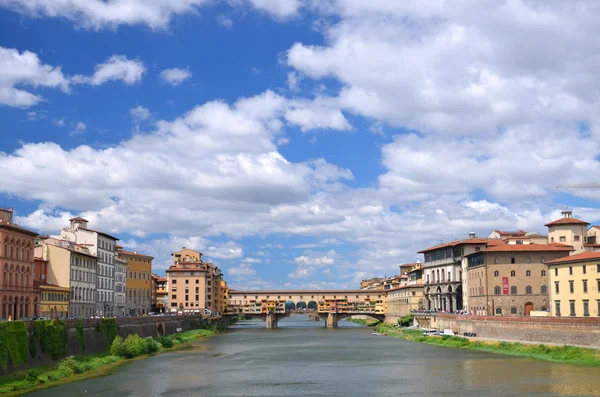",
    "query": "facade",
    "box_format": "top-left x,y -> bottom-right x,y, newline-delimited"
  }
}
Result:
58,217 -> 118,317
586,226 -> 600,252
154,276 -> 168,312
0,207 -> 38,320
39,284 -> 69,318
546,251 -> 600,317
466,244 -> 572,316
220,279 -> 229,314
36,237 -> 97,318
545,210 -> 589,254
167,248 -> 222,314
115,256 -> 127,317
386,284 -> 424,316
360,277 -> 385,290
118,248 -> 153,316
420,233 -> 496,312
